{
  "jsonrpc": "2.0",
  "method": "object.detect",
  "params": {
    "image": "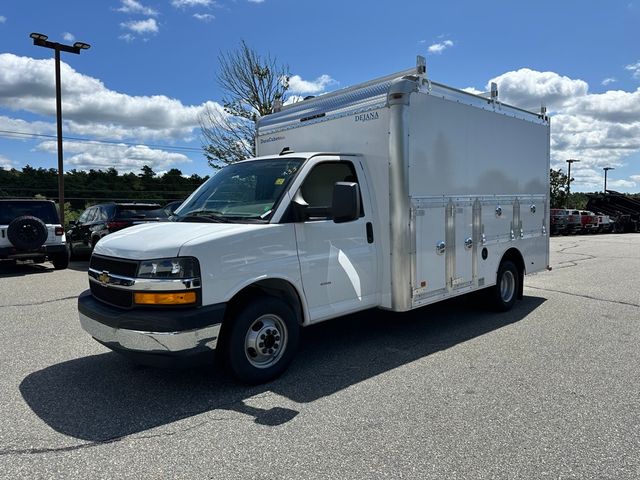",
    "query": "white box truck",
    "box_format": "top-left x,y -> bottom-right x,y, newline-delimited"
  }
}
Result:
78,57 -> 550,383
